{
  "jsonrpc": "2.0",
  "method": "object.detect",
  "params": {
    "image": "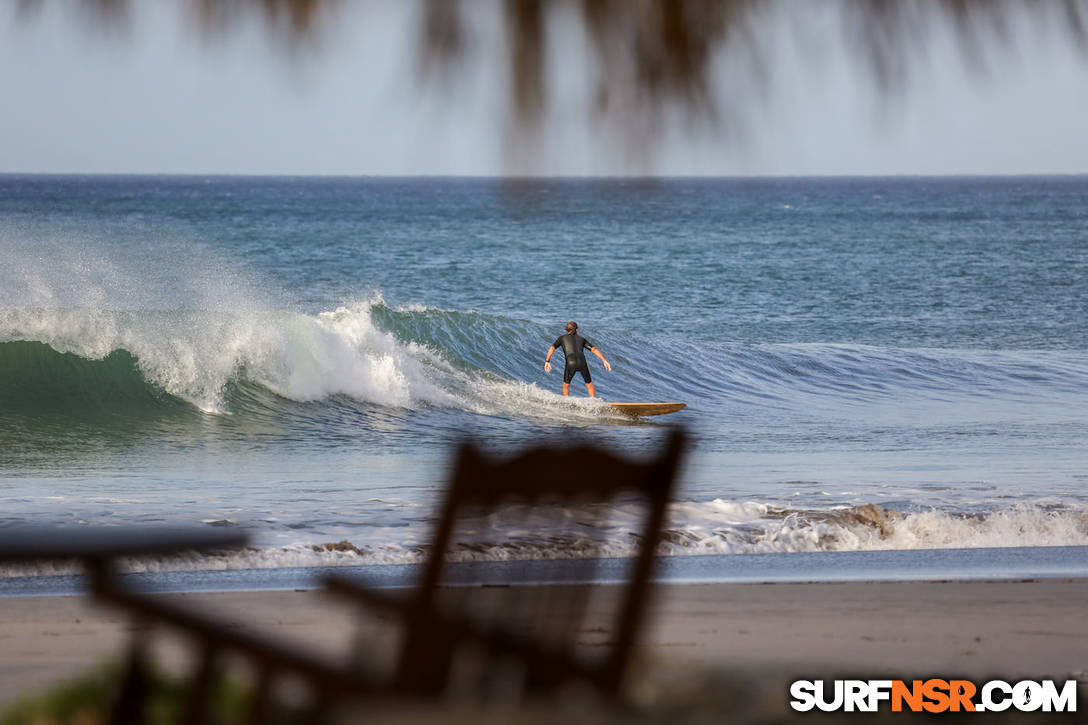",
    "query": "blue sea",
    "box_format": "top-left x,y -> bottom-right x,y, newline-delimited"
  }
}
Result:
2,175 -> 1087,586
